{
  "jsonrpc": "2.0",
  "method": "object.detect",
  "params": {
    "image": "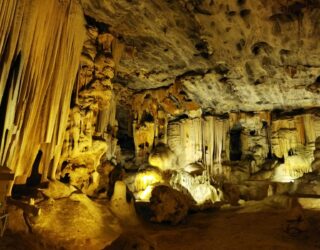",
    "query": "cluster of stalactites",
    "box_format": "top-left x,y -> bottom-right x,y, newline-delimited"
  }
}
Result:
167,116 -> 229,176
202,116 -> 229,175
271,114 -> 316,159
270,114 -> 318,180
58,26 -> 120,195
0,0 -> 85,186
132,83 -> 201,163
